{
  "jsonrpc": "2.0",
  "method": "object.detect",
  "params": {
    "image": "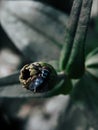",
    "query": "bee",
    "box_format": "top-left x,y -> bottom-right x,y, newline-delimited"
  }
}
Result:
29,63 -> 50,92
